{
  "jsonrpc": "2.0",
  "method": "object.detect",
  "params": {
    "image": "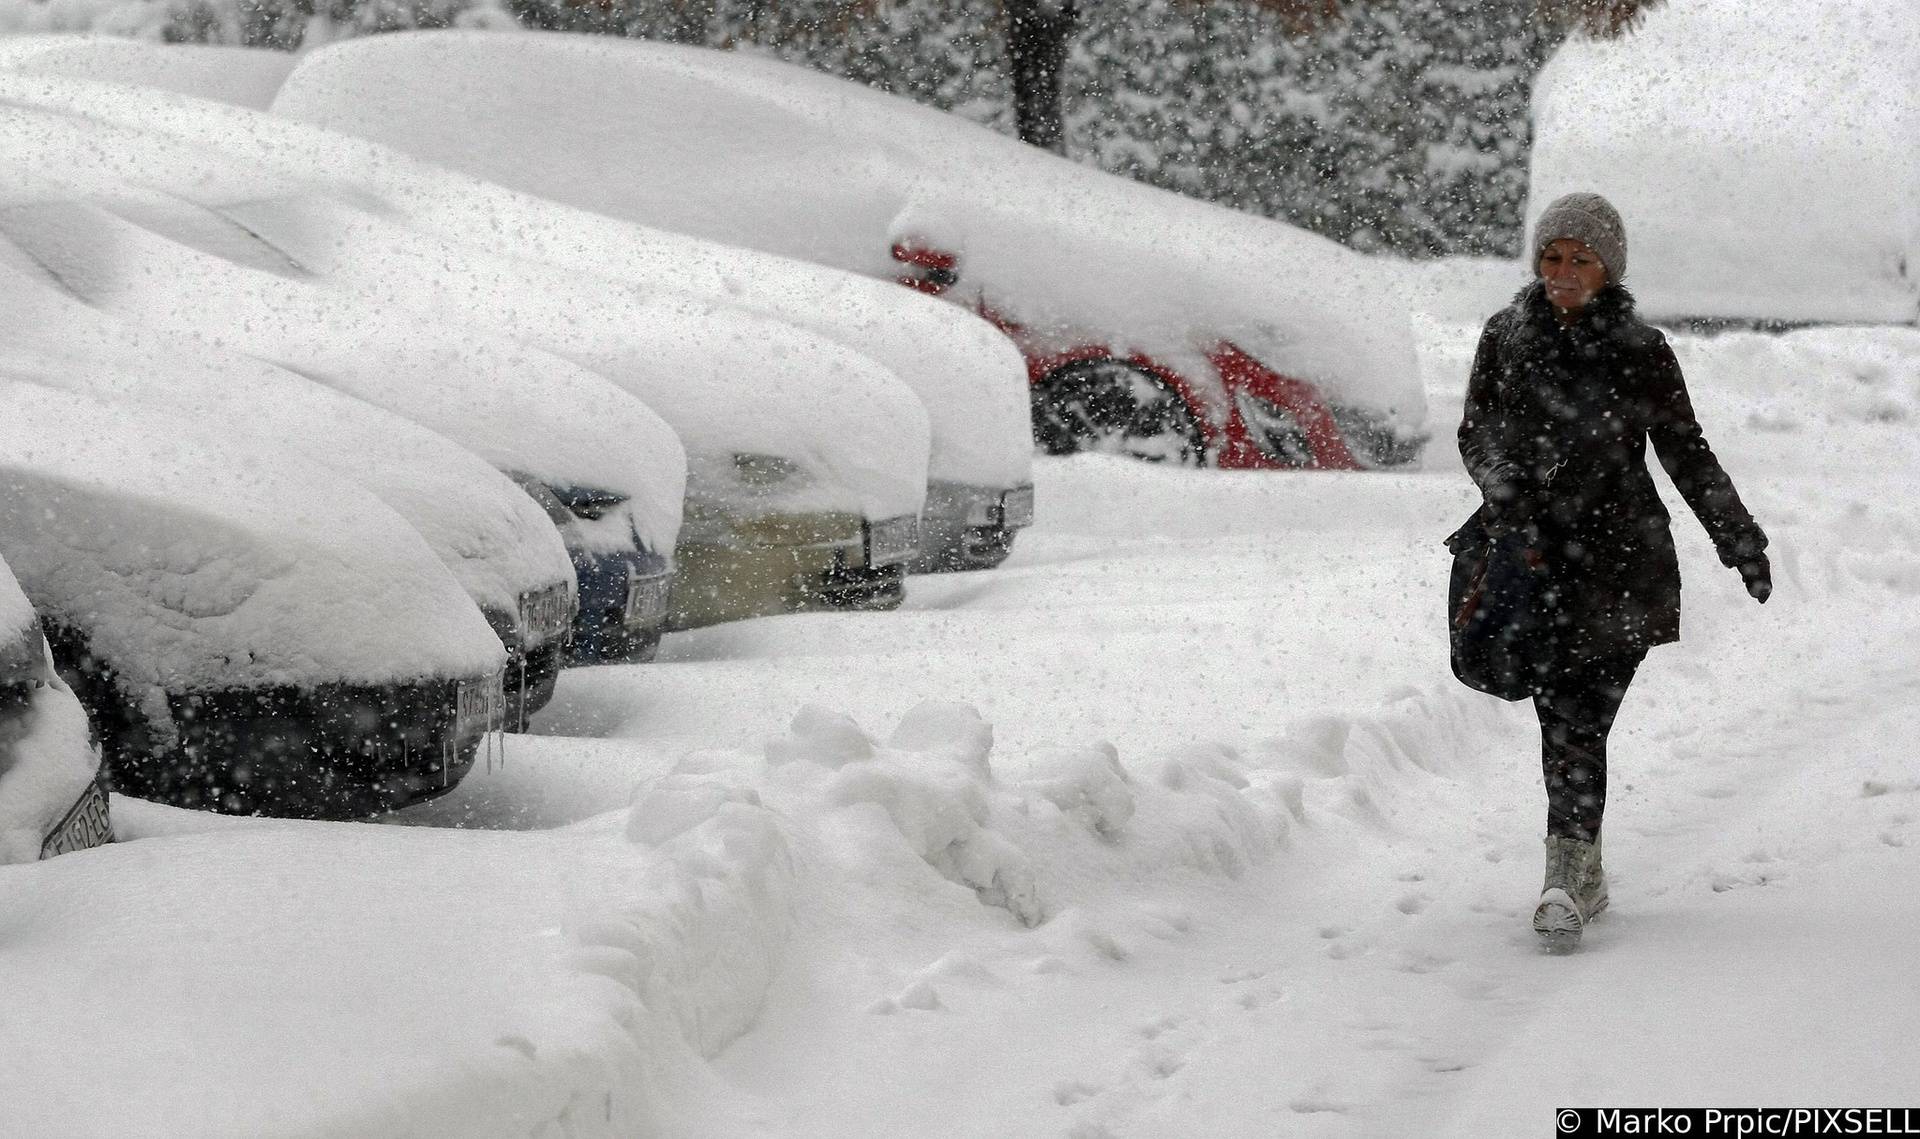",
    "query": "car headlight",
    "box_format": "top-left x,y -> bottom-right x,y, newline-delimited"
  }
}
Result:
548,484 -> 630,522
732,452 -> 805,489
